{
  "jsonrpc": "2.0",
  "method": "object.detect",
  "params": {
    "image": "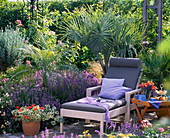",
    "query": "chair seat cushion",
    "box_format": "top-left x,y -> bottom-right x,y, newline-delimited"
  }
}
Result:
61,96 -> 126,113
